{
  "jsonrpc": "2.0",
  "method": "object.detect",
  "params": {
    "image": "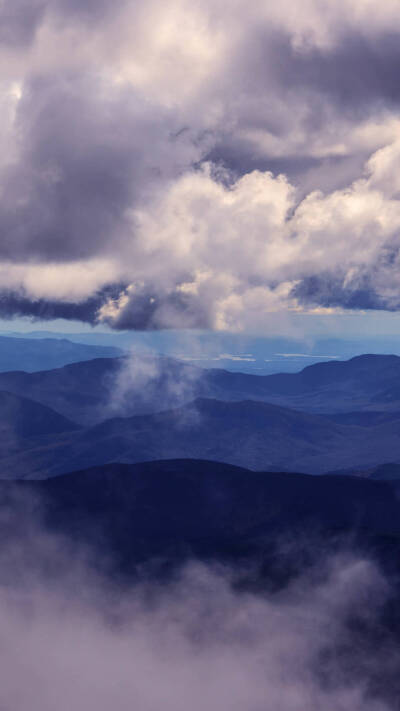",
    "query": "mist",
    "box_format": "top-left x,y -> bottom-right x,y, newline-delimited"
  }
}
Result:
105,348 -> 204,421
0,494 -> 397,711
